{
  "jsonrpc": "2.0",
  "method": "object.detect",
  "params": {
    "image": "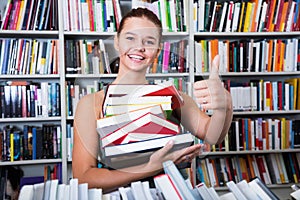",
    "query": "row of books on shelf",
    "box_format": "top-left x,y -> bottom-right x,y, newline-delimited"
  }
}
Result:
225,78 -> 300,112
65,78 -> 187,117
65,39 -> 188,75
0,81 -> 60,118
193,0 -> 300,32
0,39 -> 59,75
132,0 -> 188,32
0,0 -> 58,31
203,117 -> 300,152
195,38 -> 300,73
149,40 -> 188,74
63,0 -> 188,32
65,39 -> 110,74
18,160 -> 282,200
196,152 -> 300,188
0,124 -> 61,162
63,0 -> 122,32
